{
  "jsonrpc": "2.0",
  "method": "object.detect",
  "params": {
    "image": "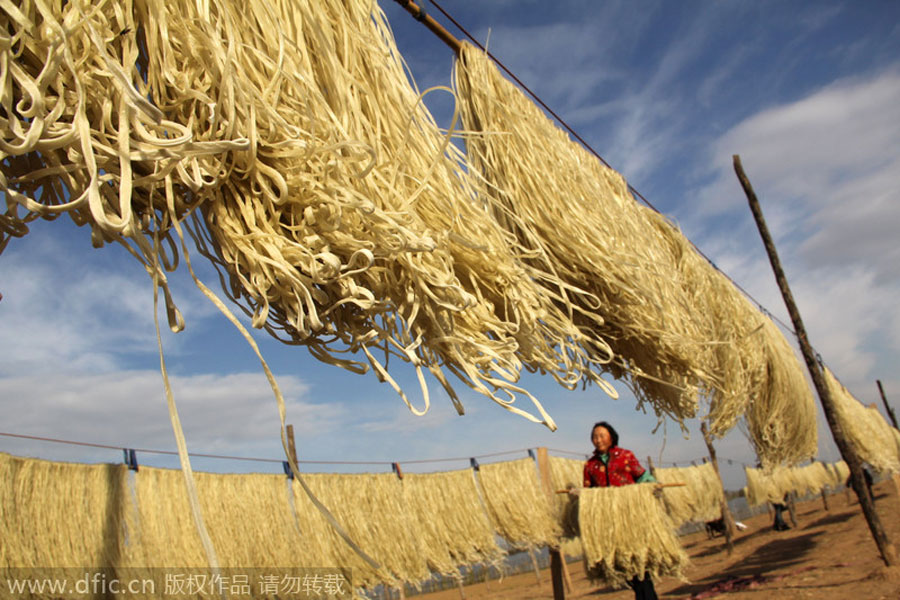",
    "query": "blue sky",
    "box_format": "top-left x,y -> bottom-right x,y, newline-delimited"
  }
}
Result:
1,0 -> 899,490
